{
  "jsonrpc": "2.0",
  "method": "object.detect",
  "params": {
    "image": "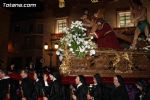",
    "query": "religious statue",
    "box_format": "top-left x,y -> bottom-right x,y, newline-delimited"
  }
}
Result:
130,0 -> 150,49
